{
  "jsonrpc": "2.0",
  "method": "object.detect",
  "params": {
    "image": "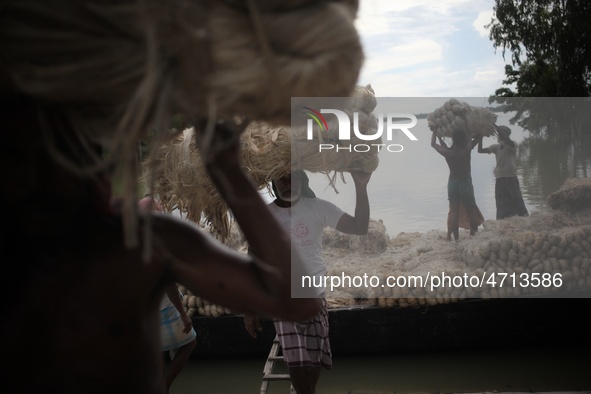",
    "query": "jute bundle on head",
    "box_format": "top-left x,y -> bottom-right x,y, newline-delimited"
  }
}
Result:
144,128 -> 233,240
1,0 -> 363,247
292,113 -> 380,173
241,84 -> 380,183
207,1 -> 363,122
242,84 -> 379,181
348,84 -> 378,114
466,106 -> 498,137
293,84 -> 380,174
244,85 -> 380,177
240,122 -> 293,188
145,84 -> 380,239
427,99 -> 498,139
1,0 -> 362,134
145,124 -> 286,240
